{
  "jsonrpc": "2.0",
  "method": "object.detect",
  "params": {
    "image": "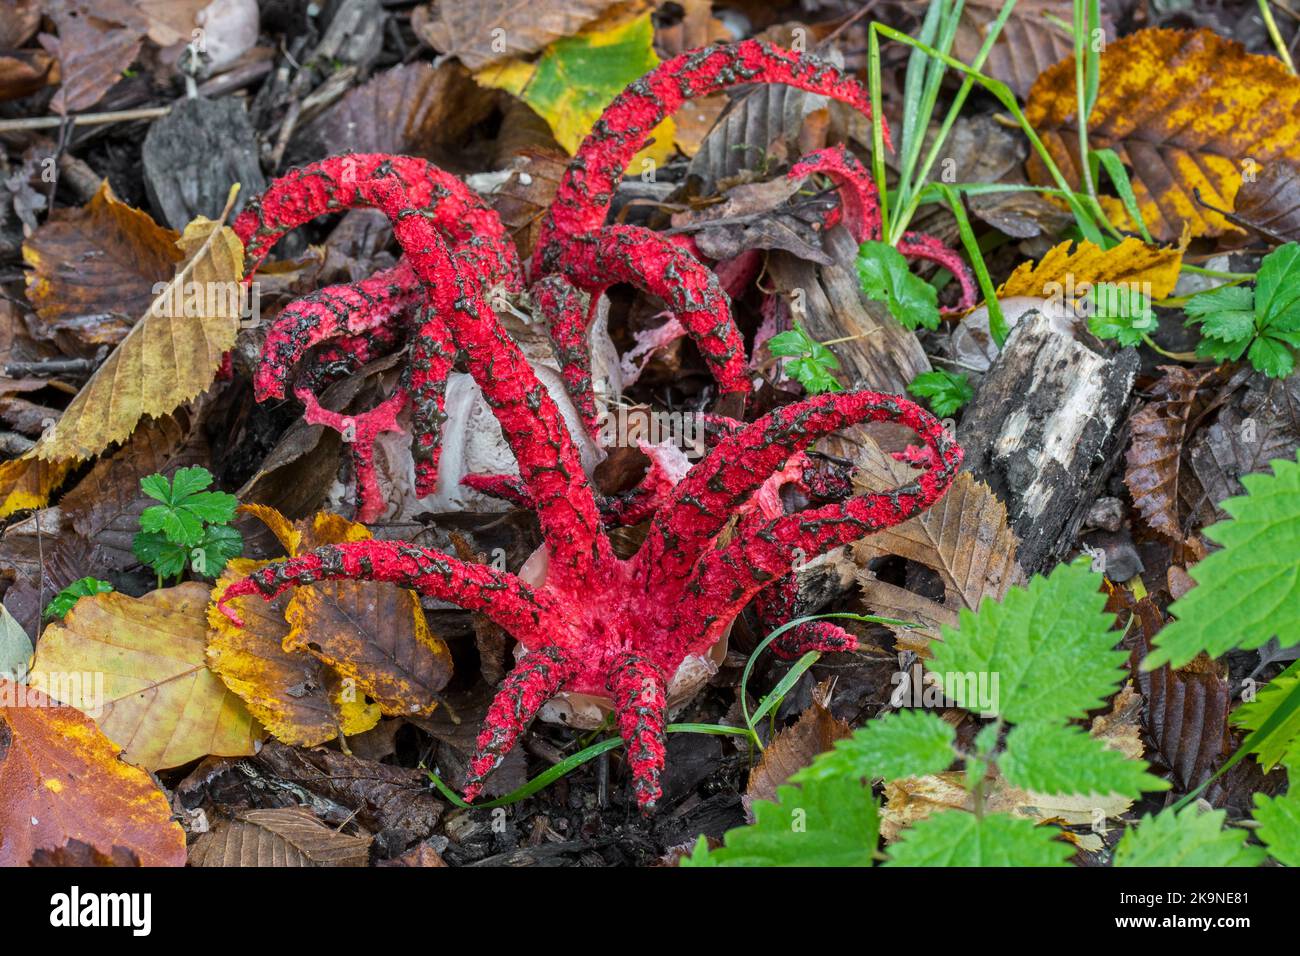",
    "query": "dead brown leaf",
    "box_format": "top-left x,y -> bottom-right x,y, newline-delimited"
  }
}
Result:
852,438 -> 1025,653
1026,28 -> 1300,240
40,0 -> 146,114
0,0 -> 43,48
29,839 -> 141,867
952,0 -> 1113,100
256,741 -> 443,851
1125,366 -> 1211,542
296,61 -> 495,167
412,0 -> 620,70
30,583 -> 261,771
188,807 -> 371,867
206,558 -> 382,747
1232,161 -> 1300,243
1182,370 -> 1300,527
743,680 -> 851,821
489,149 -> 569,262
1136,637 -> 1231,794
23,182 -> 181,351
